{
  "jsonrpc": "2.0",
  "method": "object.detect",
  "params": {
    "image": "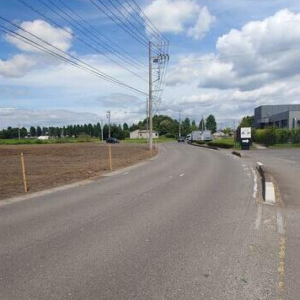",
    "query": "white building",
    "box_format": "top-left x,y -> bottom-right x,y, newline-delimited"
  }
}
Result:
130,130 -> 159,139
213,131 -> 225,138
